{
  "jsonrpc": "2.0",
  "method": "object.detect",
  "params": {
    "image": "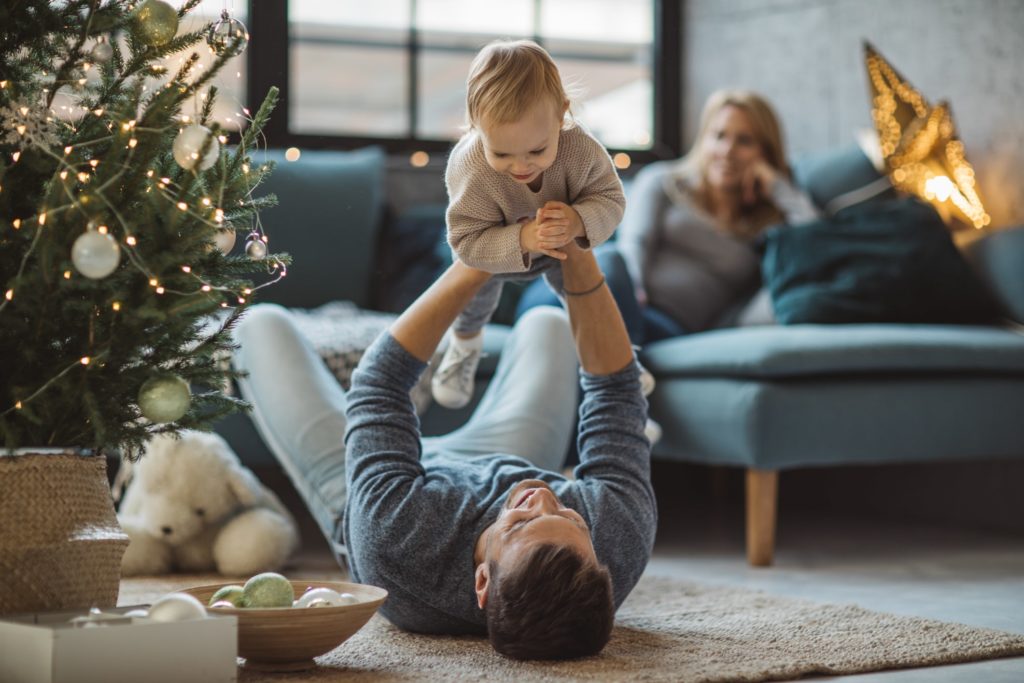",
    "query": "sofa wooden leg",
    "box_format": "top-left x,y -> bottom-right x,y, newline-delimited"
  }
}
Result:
746,469 -> 778,567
